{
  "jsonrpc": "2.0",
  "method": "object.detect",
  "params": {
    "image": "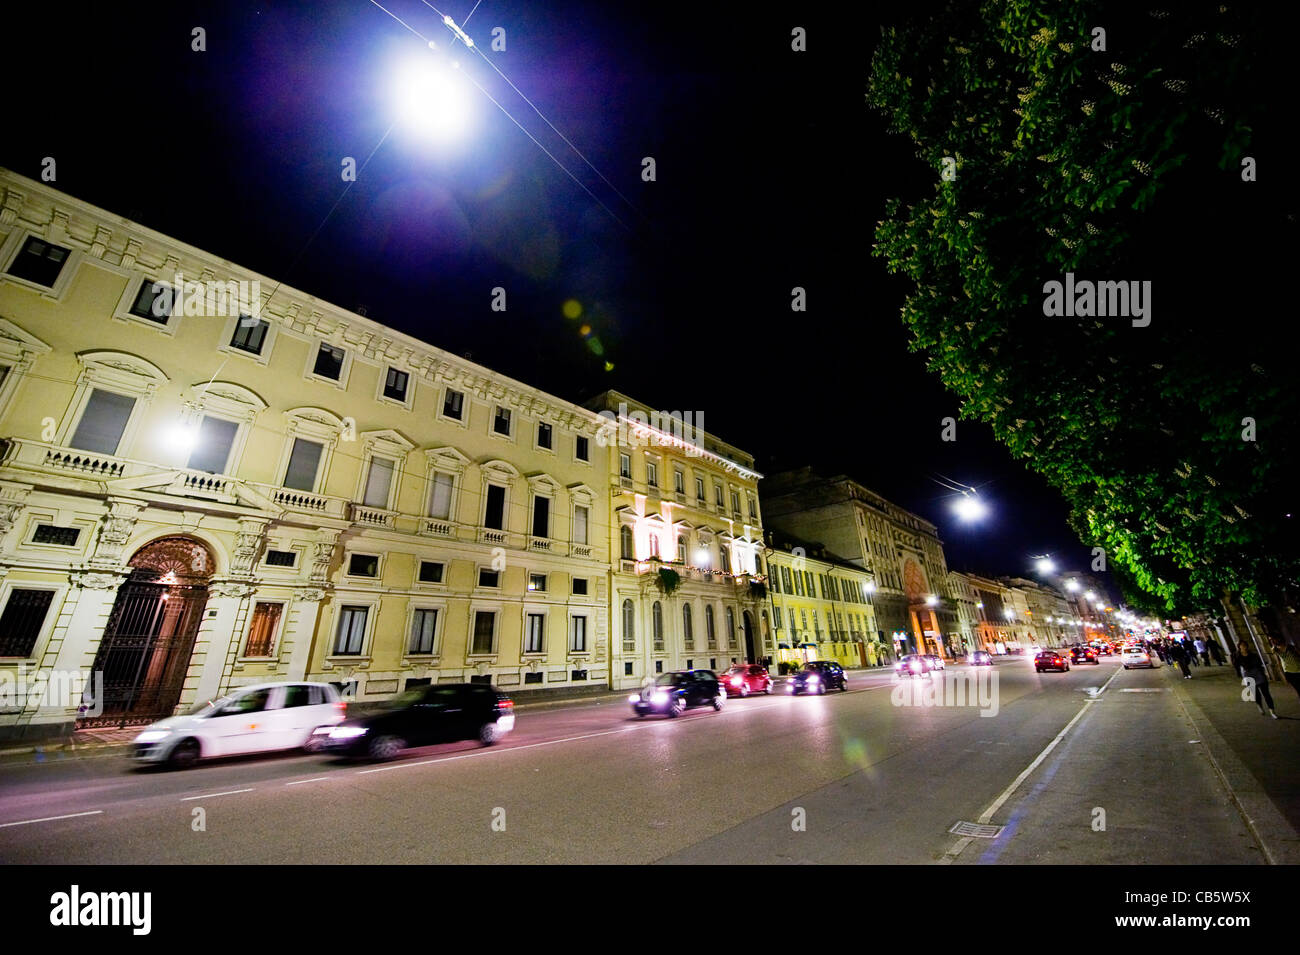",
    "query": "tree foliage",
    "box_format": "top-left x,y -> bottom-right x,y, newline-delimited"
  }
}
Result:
870,0 -> 1298,614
